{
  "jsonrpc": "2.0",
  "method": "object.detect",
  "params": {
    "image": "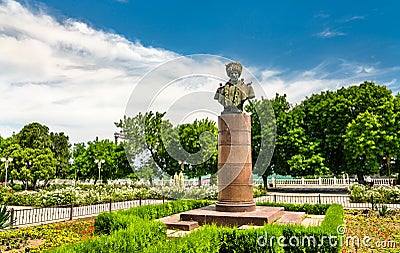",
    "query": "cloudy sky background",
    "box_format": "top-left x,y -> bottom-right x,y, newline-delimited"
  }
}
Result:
1,0 -> 400,144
